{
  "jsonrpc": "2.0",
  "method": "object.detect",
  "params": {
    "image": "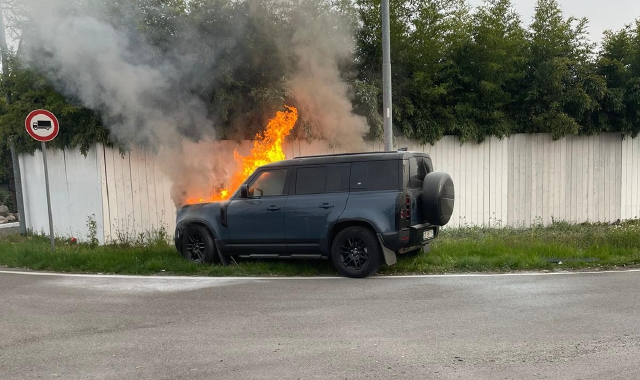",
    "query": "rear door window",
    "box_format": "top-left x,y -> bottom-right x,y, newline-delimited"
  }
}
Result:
326,164 -> 350,193
296,167 -> 327,195
294,164 -> 350,195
